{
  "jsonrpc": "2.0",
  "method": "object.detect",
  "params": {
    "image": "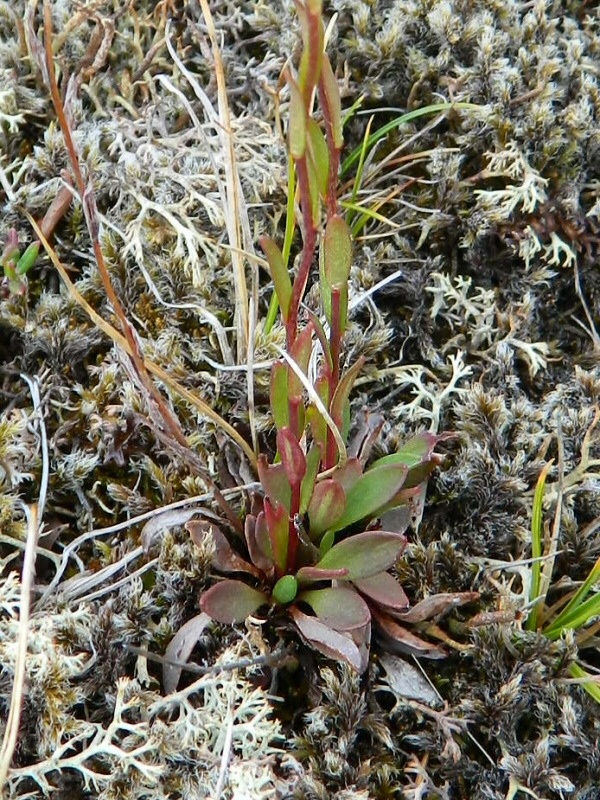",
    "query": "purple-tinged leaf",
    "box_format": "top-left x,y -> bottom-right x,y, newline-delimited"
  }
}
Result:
264,498 -> 289,573
299,586 -> 371,630
270,361 -> 289,431
329,357 -> 364,430
163,612 -> 212,694
290,607 -> 368,672
327,464 -> 409,534
252,511 -> 275,570
348,410 -> 385,464
333,457 -> 363,492
295,565 -> 350,583
307,479 -> 345,539
200,580 -> 268,624
202,523 -> 262,578
300,443 -> 322,515
314,531 -> 406,580
277,427 -> 307,487
392,592 -> 479,624
258,456 -> 291,512
353,572 -> 409,612
260,236 -> 292,322
244,514 -> 273,573
372,609 -> 446,659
